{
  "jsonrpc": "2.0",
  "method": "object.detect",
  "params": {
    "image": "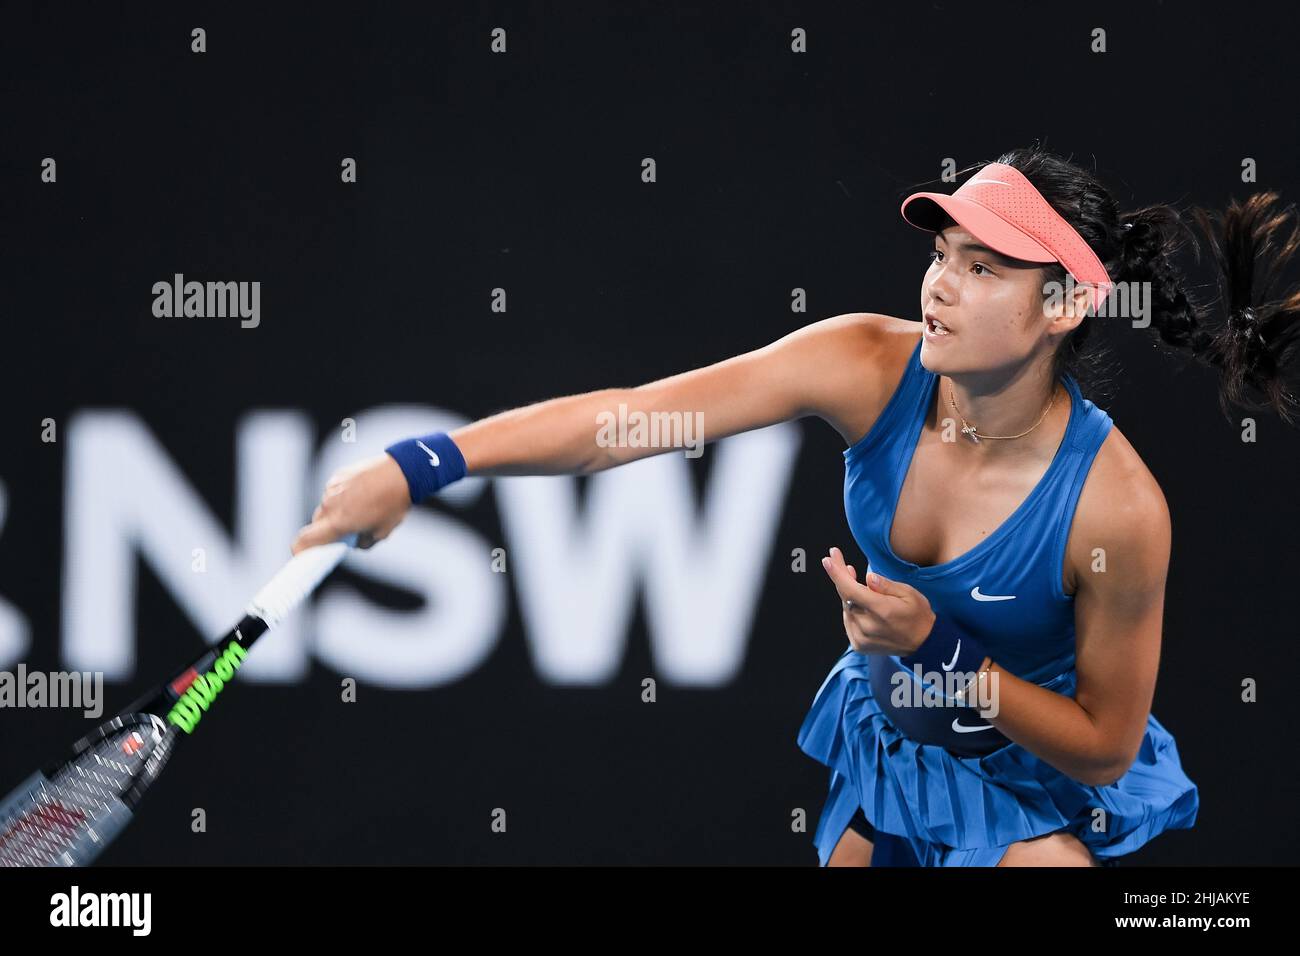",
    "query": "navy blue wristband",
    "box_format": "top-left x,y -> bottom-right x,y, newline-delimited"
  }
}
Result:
896,612 -> 990,702
384,432 -> 468,504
